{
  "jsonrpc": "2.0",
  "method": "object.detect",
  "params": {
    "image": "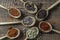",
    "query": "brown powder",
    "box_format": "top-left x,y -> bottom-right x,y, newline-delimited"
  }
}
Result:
8,28 -> 18,37
9,8 -> 20,16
